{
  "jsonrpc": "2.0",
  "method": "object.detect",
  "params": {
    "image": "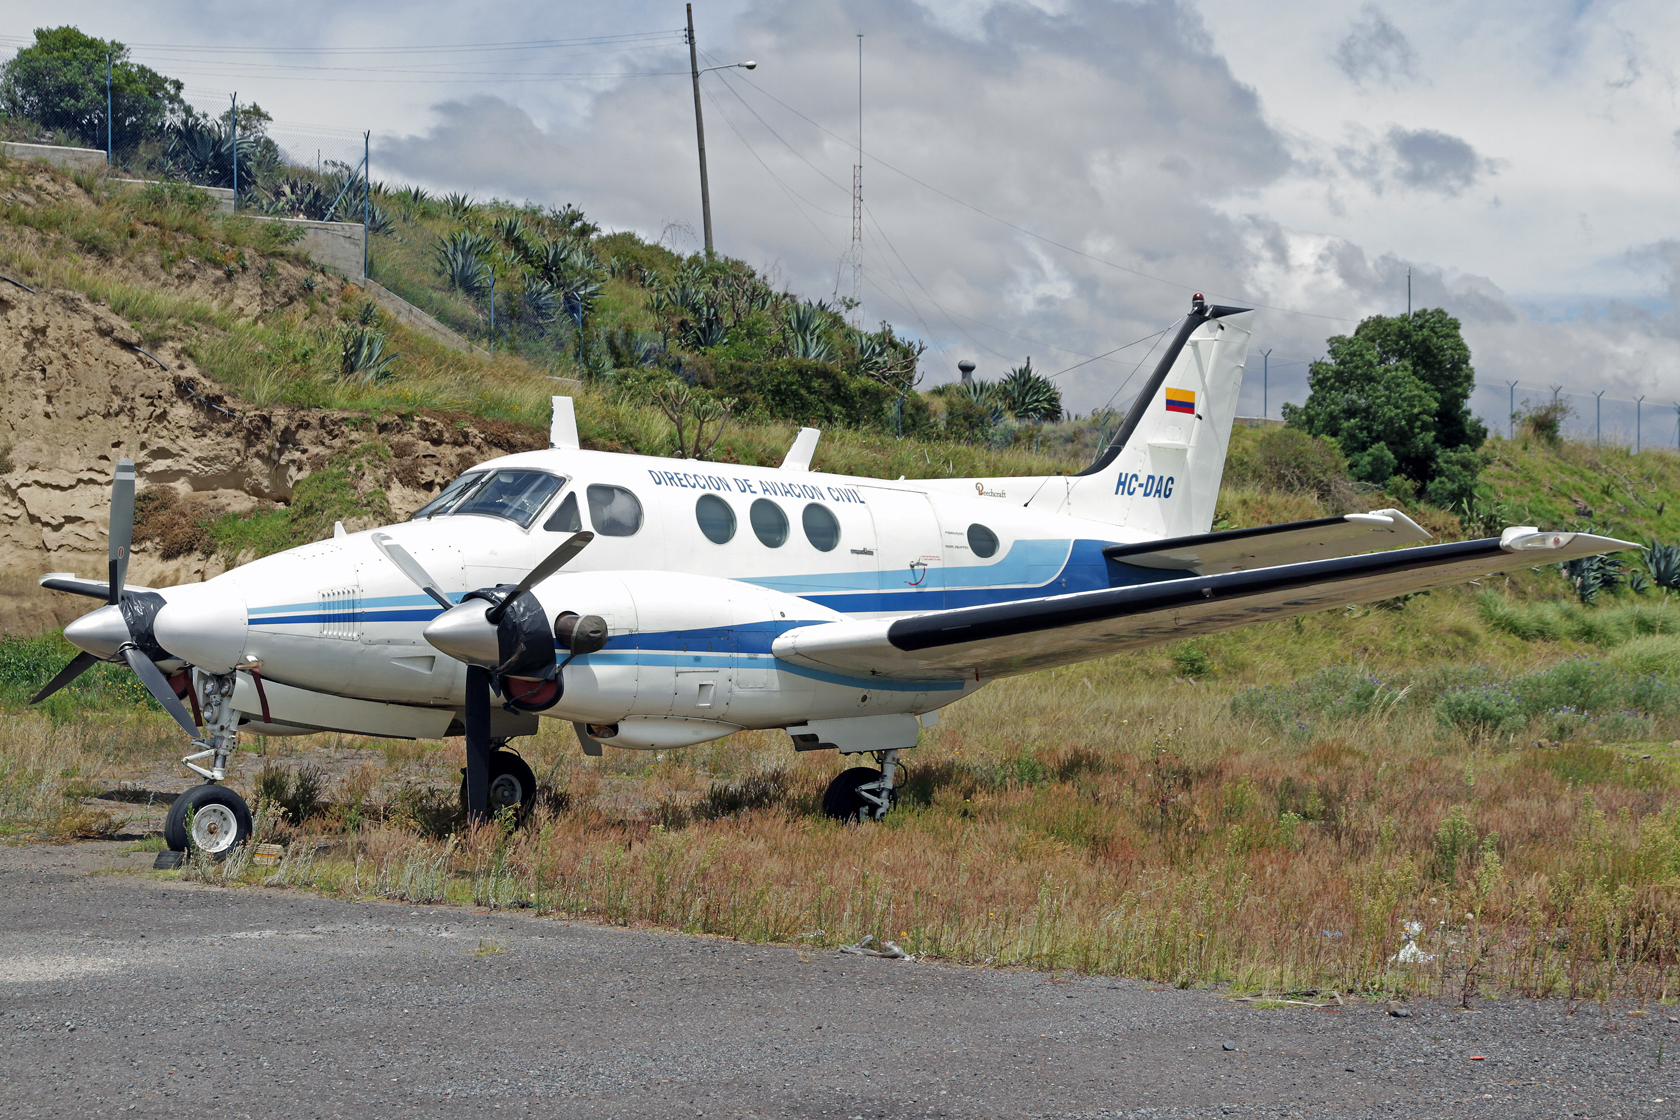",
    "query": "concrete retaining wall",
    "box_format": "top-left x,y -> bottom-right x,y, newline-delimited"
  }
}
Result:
277,218 -> 365,280
2,142 -> 107,172
358,279 -> 484,356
